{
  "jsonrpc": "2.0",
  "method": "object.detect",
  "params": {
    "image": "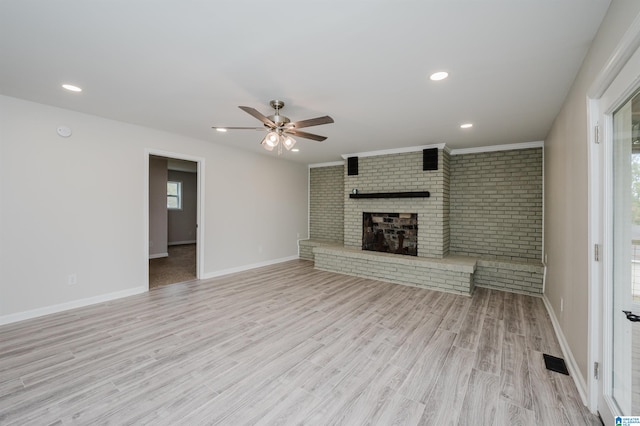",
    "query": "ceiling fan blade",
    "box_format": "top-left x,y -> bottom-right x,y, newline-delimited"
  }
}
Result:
238,106 -> 276,128
212,126 -> 264,130
285,129 -> 327,141
288,115 -> 334,129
